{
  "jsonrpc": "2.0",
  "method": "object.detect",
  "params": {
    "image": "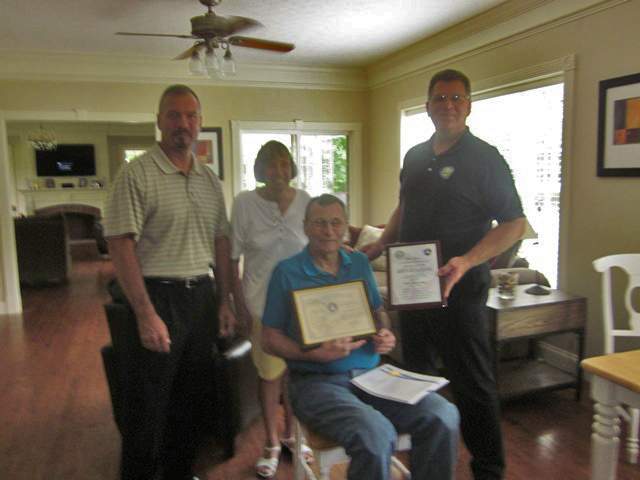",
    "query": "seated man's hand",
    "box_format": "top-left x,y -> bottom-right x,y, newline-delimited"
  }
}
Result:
359,241 -> 384,261
373,328 -> 396,355
310,337 -> 366,363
